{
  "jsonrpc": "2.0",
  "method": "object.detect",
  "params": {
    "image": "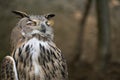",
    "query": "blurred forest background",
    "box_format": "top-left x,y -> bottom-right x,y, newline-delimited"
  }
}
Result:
0,0 -> 120,80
